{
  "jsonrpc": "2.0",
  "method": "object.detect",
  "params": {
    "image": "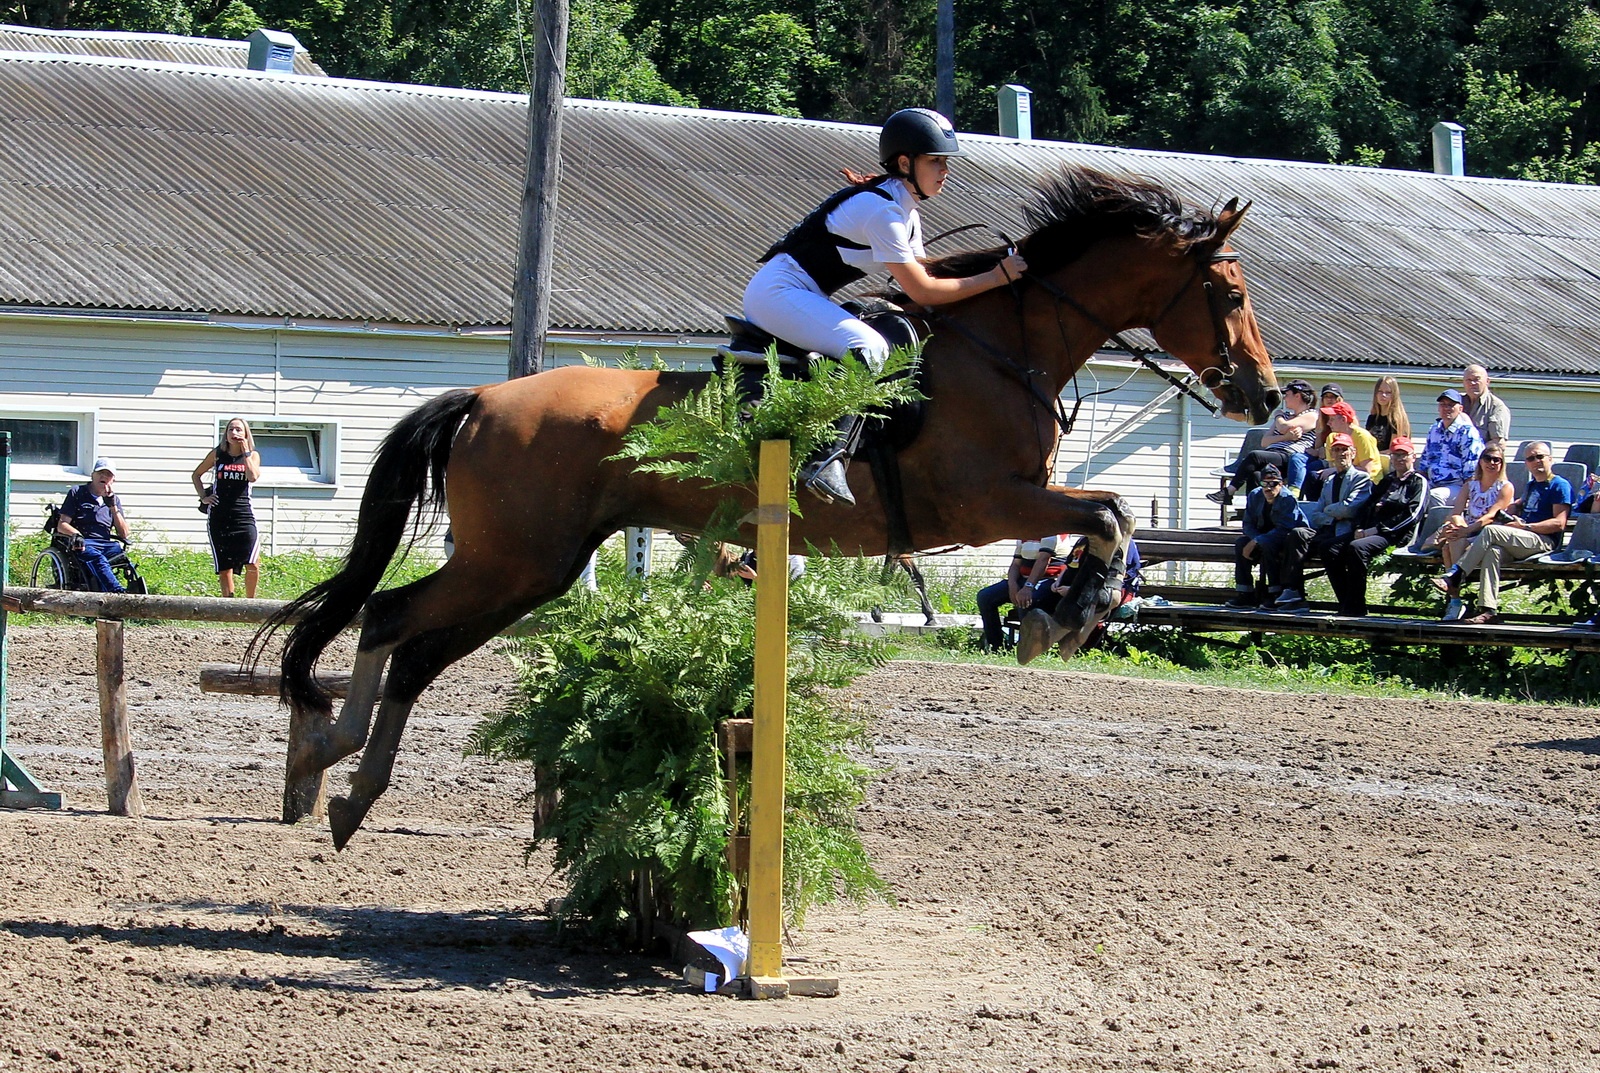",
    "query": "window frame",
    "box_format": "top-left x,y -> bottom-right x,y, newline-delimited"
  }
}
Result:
0,405 -> 99,483
213,415 -> 340,489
